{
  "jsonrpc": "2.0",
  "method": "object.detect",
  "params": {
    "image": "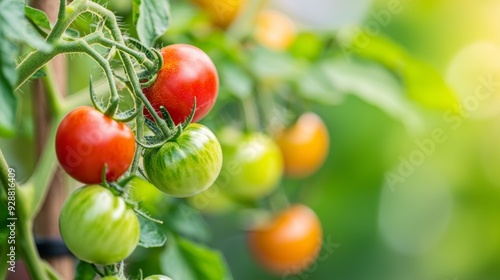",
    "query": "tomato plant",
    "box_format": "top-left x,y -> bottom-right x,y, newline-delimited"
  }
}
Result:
142,44 -> 219,125
215,128 -> 283,200
143,123 -> 223,197
59,185 -> 140,265
247,204 -> 323,275
55,106 -> 136,184
276,112 -> 330,178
